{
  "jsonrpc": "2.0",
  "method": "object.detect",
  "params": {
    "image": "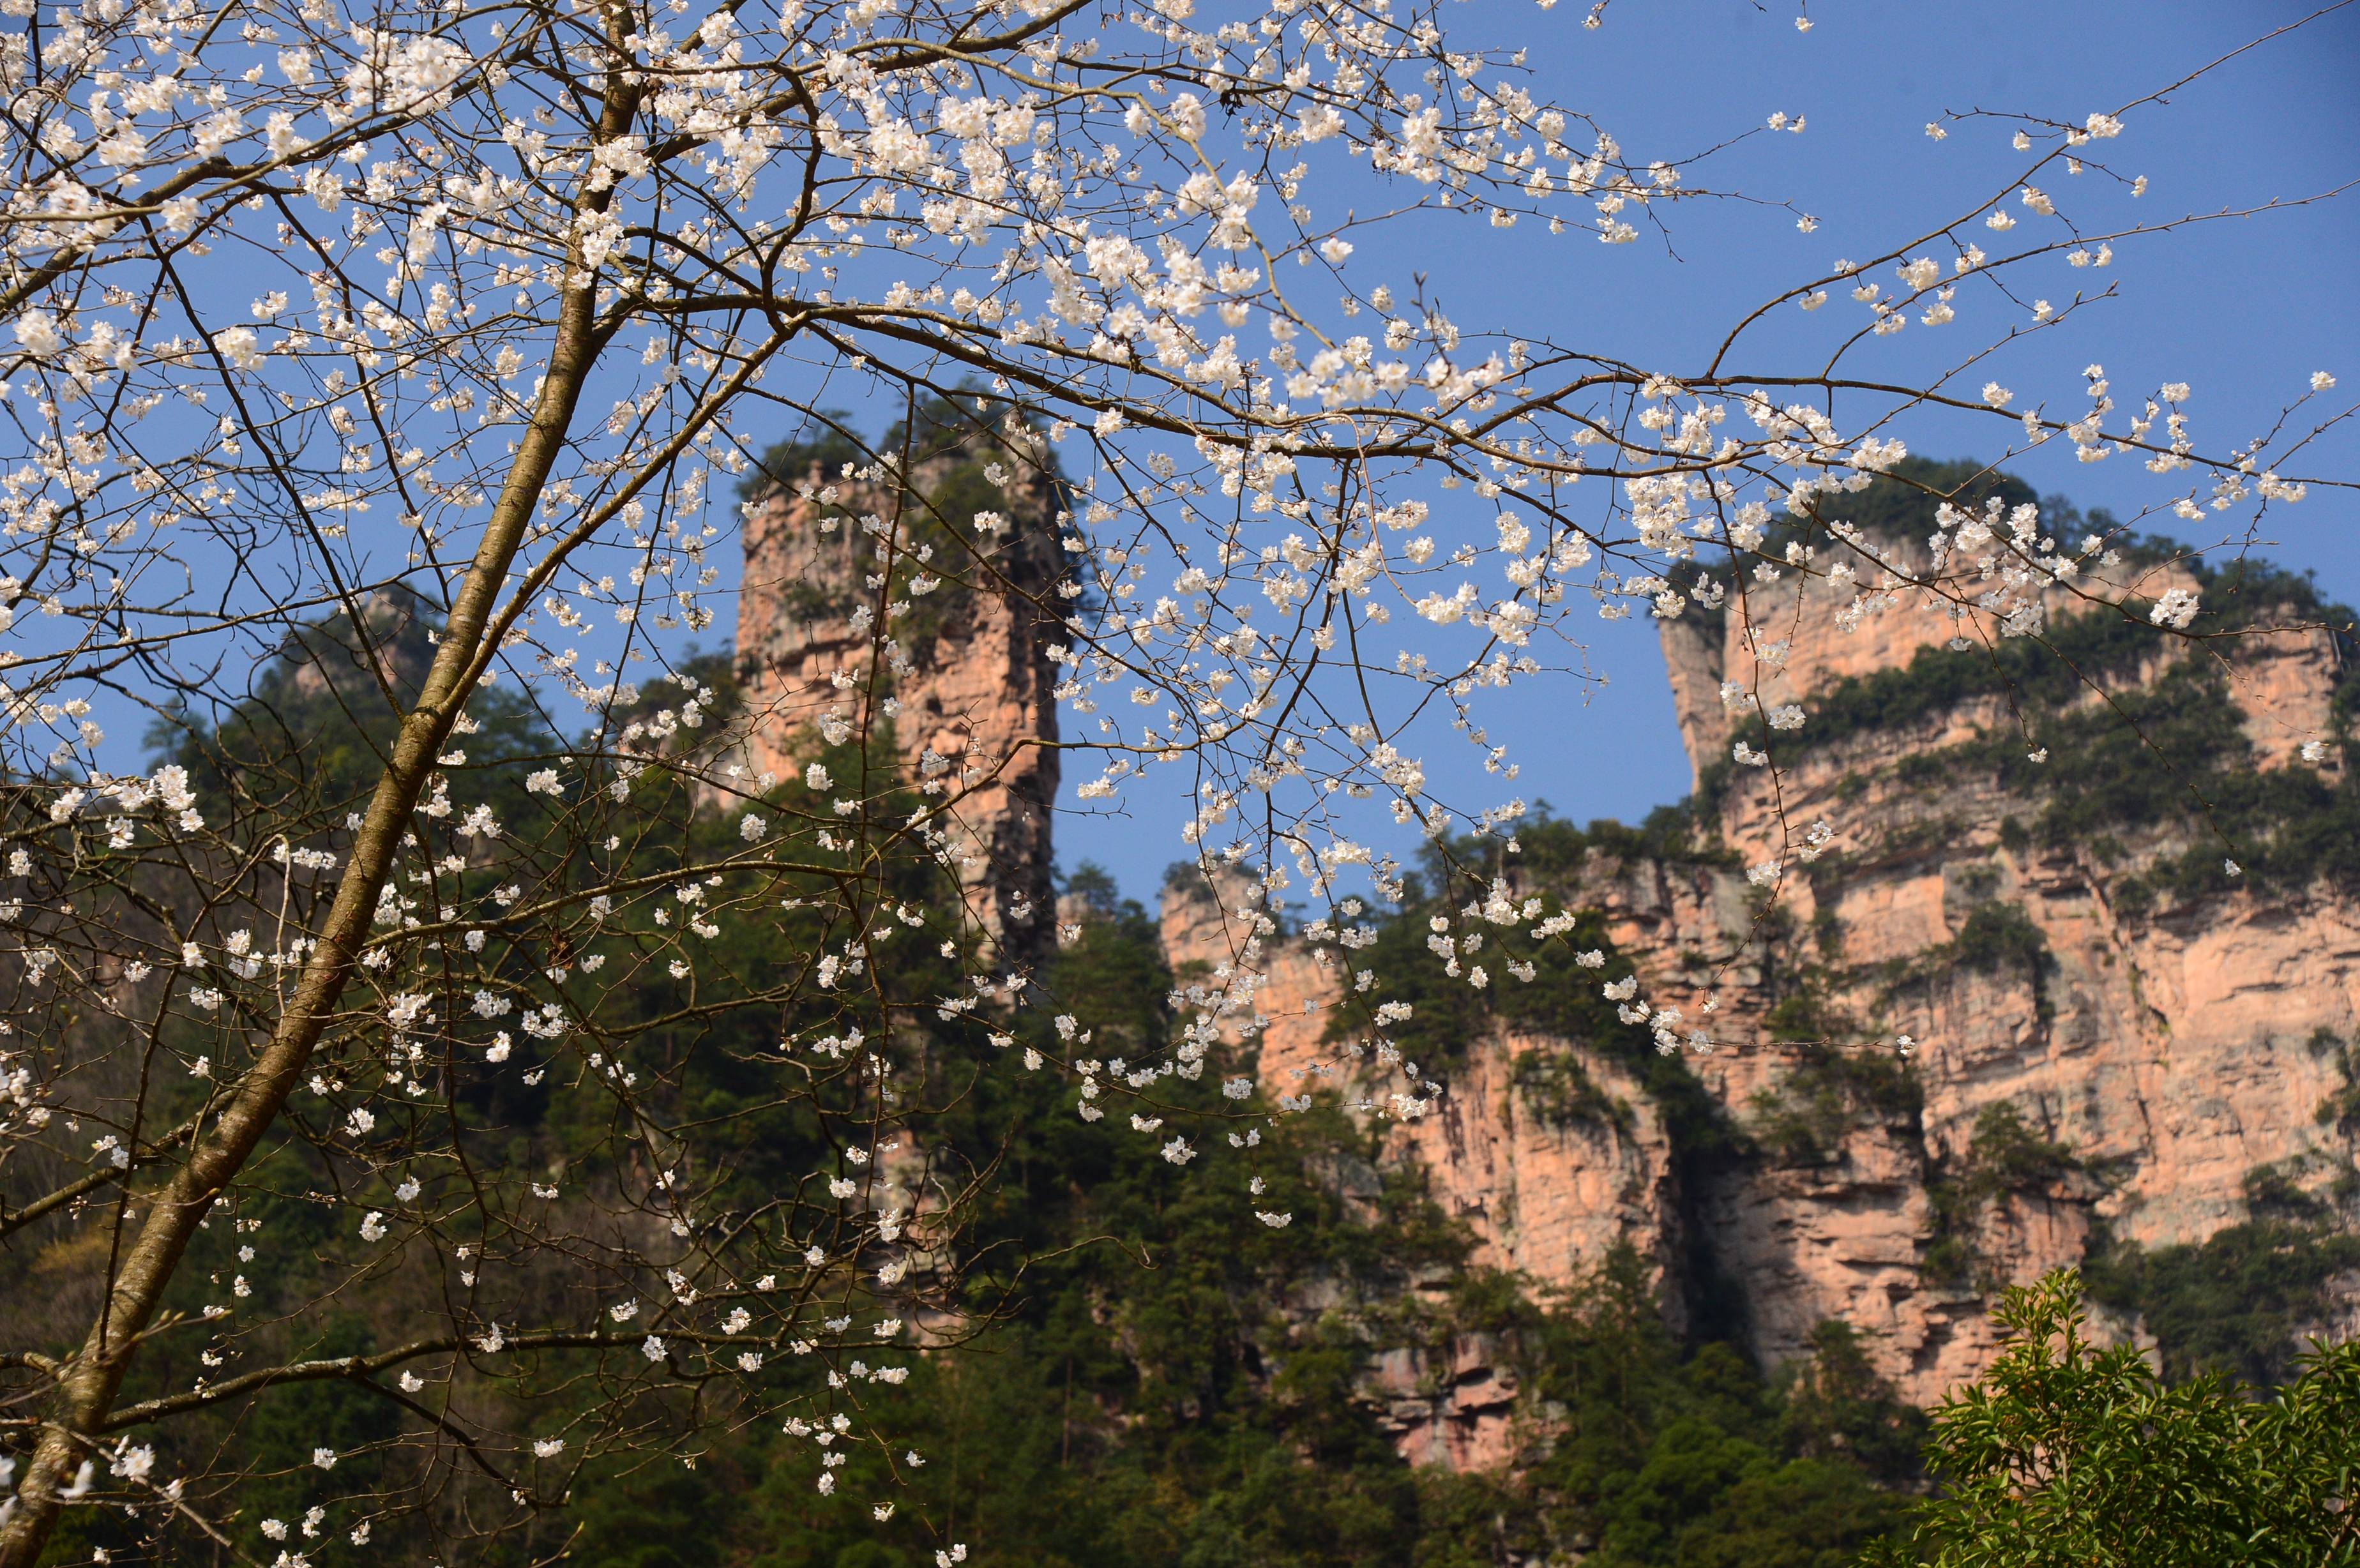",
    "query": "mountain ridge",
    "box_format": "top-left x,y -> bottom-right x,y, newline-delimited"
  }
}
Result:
1147,458 -> 2360,1435
730,450 -> 2360,1463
